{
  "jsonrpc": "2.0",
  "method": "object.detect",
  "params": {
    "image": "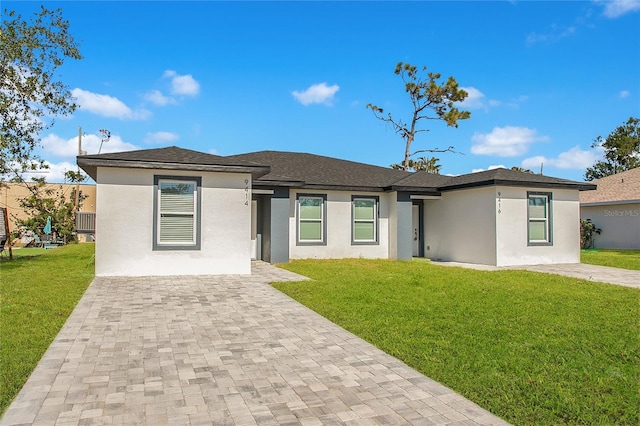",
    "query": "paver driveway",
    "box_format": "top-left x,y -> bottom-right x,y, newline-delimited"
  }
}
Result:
1,263 -> 508,425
